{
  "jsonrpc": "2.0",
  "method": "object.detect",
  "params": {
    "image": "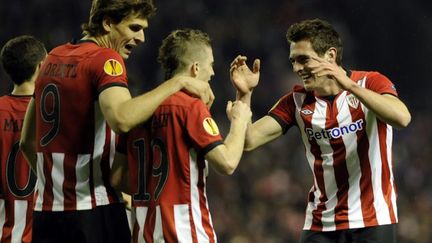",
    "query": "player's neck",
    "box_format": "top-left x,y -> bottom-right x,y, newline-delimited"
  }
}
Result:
314,79 -> 342,97
83,35 -> 110,49
11,82 -> 35,96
